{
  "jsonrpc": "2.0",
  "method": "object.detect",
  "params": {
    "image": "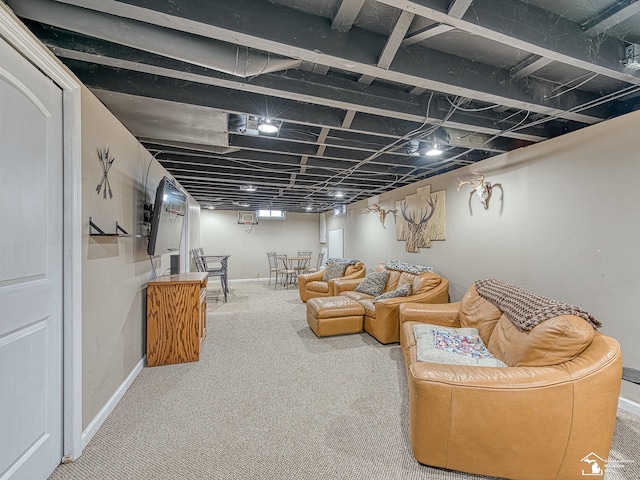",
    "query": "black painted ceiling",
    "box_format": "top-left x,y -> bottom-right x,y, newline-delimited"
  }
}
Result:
7,0 -> 640,212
